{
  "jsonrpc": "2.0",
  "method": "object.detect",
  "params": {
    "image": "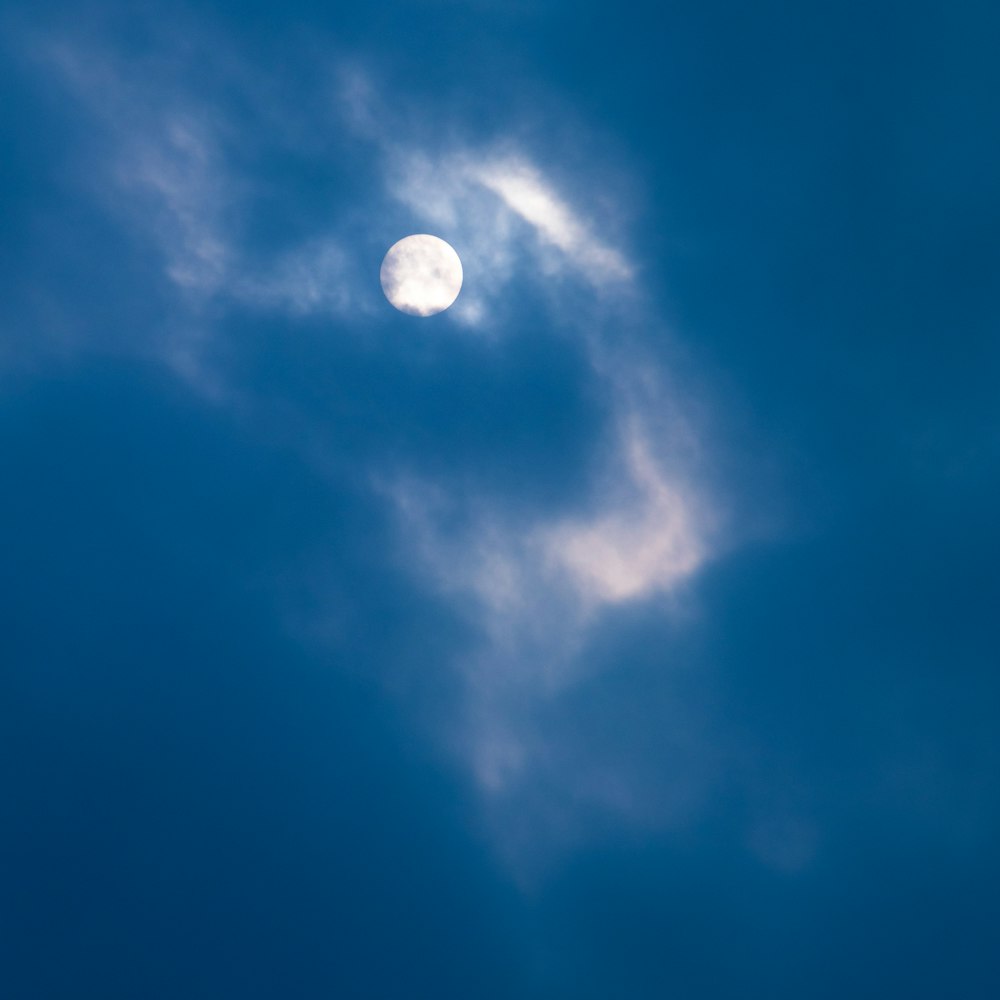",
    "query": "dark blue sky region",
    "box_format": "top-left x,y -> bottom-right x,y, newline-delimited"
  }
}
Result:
2,2 -> 999,997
